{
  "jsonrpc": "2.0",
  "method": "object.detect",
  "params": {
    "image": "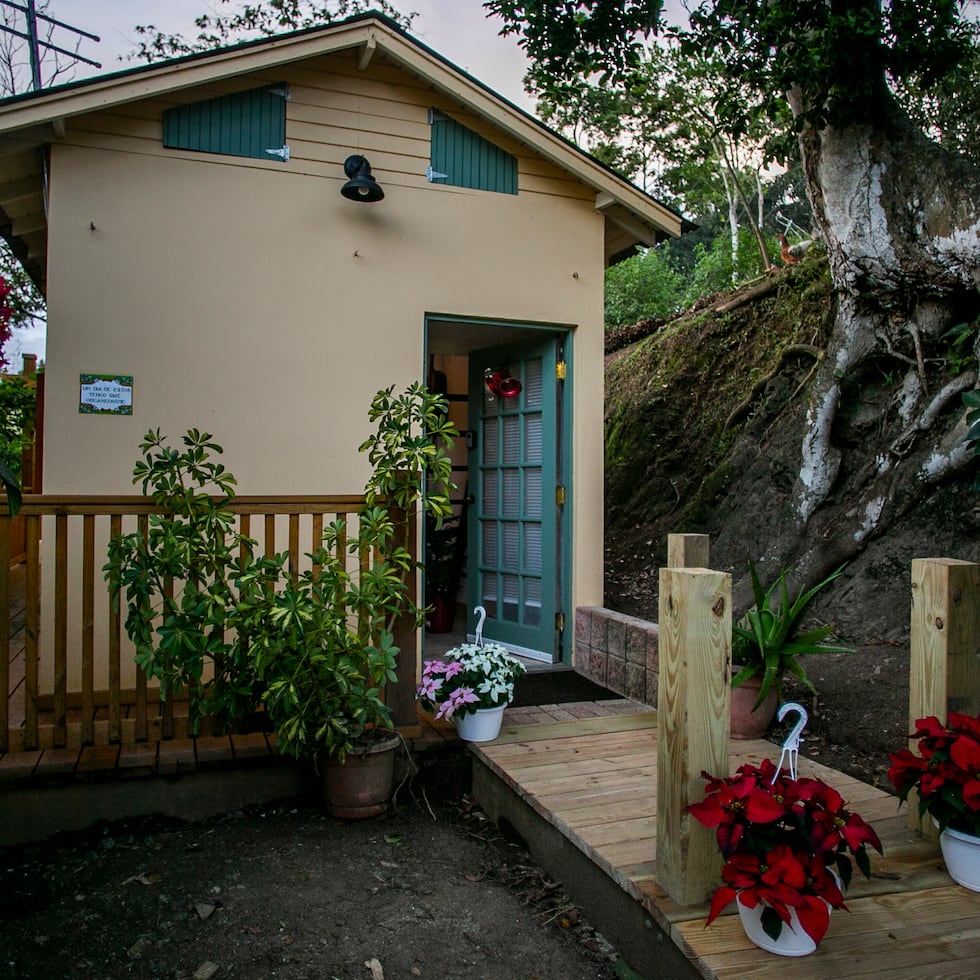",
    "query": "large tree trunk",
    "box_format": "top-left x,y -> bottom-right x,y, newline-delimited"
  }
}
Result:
780,83 -> 980,588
